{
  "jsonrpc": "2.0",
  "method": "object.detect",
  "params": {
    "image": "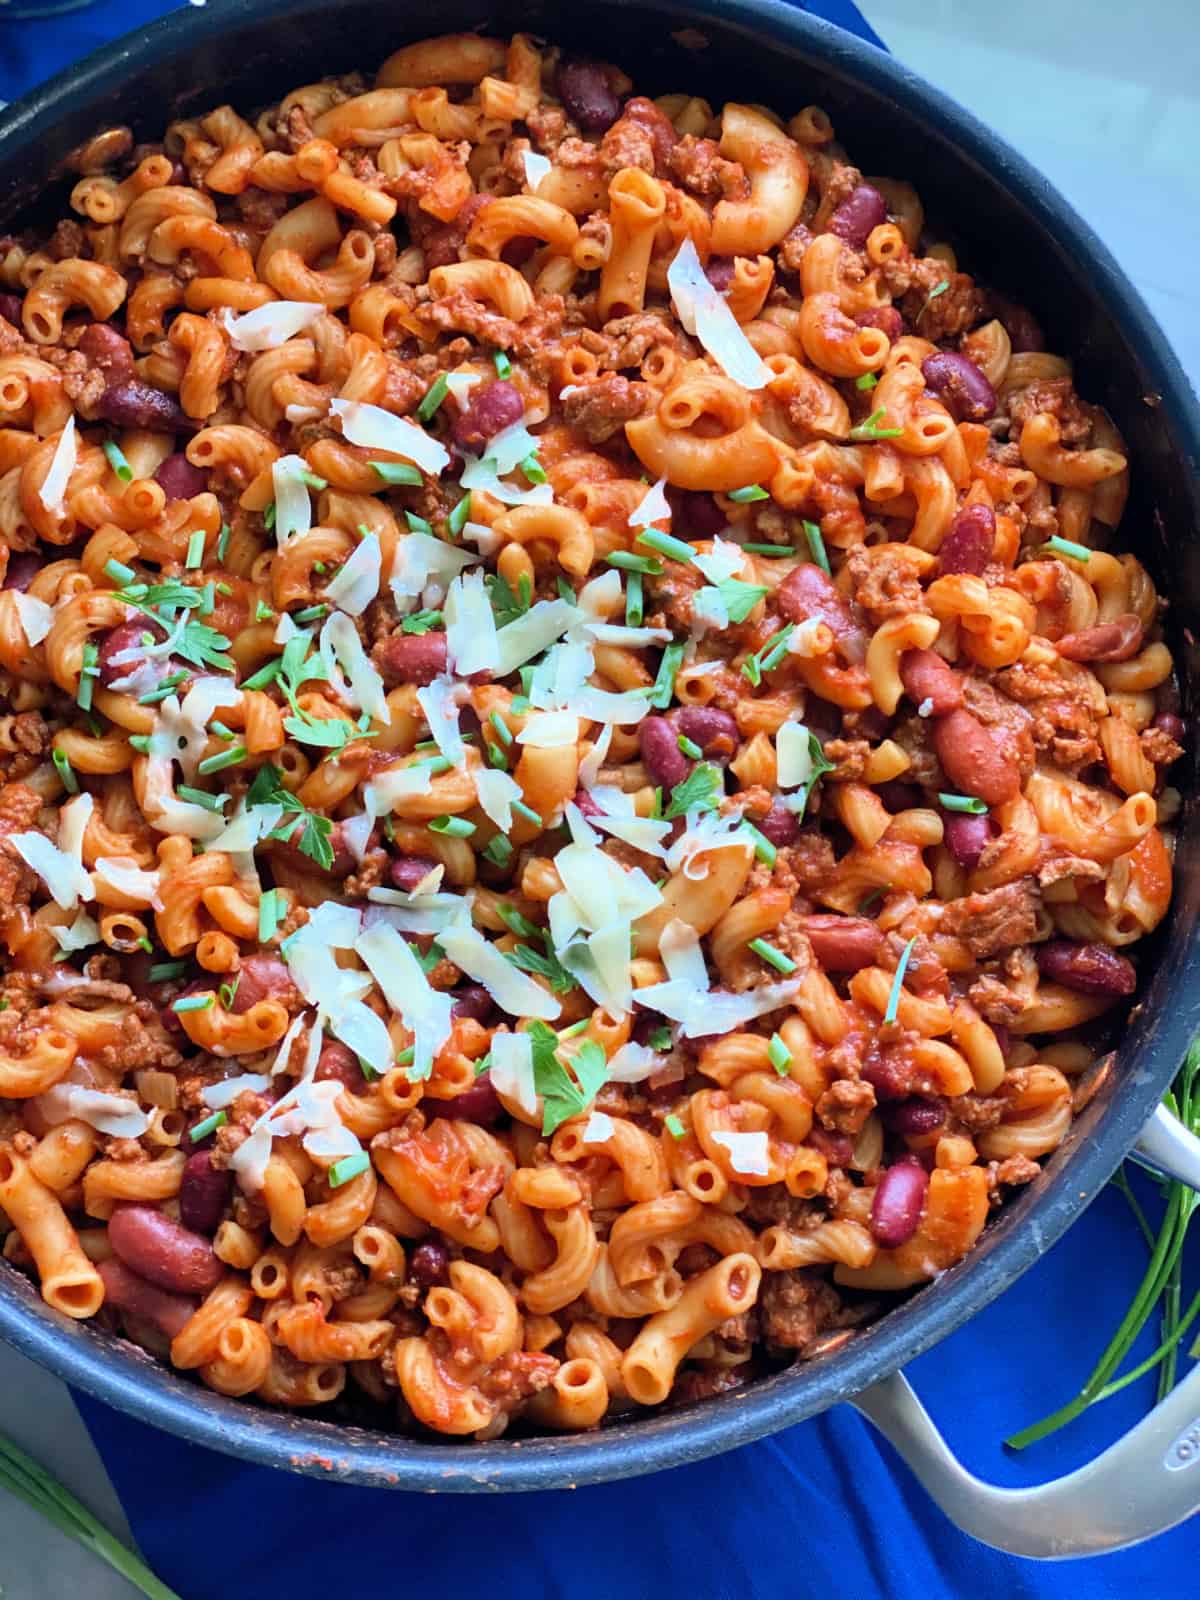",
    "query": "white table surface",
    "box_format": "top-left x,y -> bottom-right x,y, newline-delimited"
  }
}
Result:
0,2 -> 1197,1594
